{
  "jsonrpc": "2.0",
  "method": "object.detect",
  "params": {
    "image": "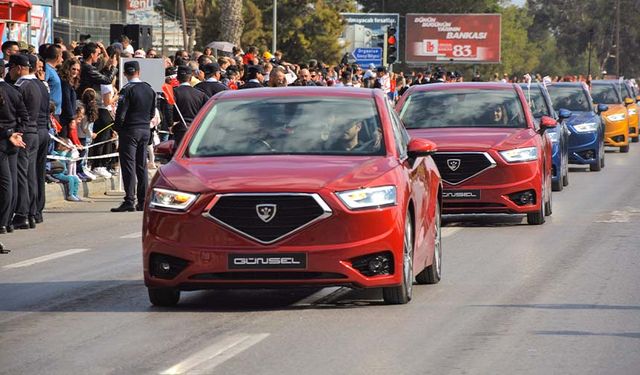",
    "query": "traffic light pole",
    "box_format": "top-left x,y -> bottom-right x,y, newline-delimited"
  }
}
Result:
382,29 -> 388,69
